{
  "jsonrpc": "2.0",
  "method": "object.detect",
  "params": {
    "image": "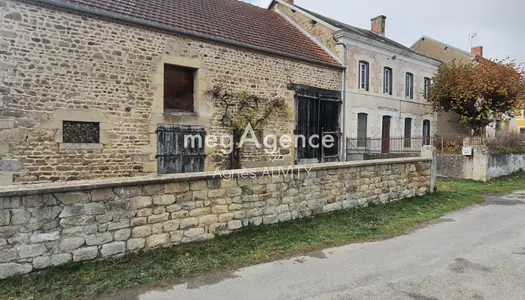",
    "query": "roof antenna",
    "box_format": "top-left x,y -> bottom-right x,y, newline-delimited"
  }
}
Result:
469,32 -> 478,48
